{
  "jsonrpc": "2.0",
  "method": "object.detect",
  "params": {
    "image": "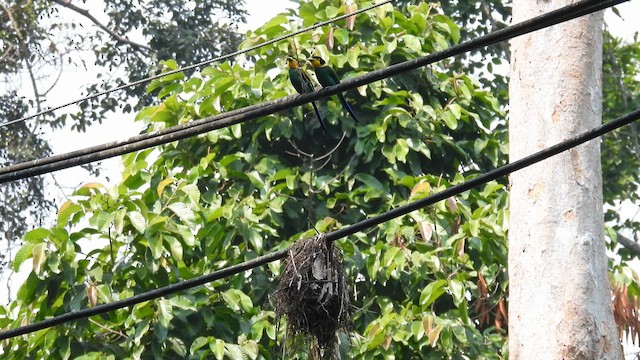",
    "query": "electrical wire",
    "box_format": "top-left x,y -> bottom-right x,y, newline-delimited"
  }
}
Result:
1,107 -> 638,341
0,0 -> 393,128
0,0 -> 625,184
0,0 -> 632,339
